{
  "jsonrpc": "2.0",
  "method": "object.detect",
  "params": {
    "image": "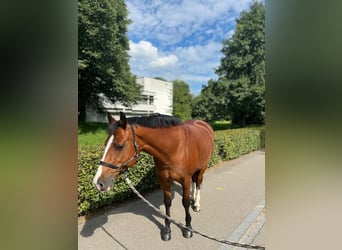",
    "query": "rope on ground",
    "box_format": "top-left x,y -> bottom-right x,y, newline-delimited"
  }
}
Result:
124,176 -> 265,250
